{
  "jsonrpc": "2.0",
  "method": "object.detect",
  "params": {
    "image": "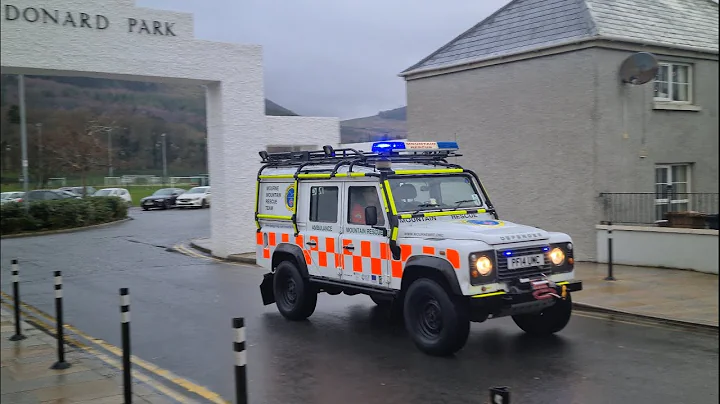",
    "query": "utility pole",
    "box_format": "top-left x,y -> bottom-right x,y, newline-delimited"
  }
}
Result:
161,133 -> 167,186
36,123 -> 43,187
19,75 -> 29,212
